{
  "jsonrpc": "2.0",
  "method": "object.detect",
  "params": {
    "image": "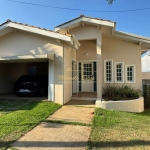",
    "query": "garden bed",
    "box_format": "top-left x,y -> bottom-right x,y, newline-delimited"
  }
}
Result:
96,97 -> 144,112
